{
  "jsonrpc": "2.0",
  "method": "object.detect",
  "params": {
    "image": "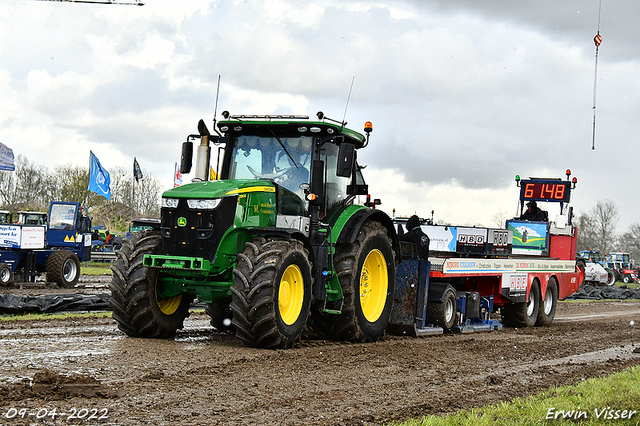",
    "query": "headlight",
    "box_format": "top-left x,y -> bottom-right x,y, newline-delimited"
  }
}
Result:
187,198 -> 222,210
162,198 -> 179,208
